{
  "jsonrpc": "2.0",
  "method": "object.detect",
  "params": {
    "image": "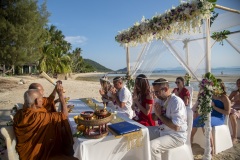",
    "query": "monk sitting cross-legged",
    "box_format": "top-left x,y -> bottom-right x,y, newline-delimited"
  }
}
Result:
13,82 -> 78,160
